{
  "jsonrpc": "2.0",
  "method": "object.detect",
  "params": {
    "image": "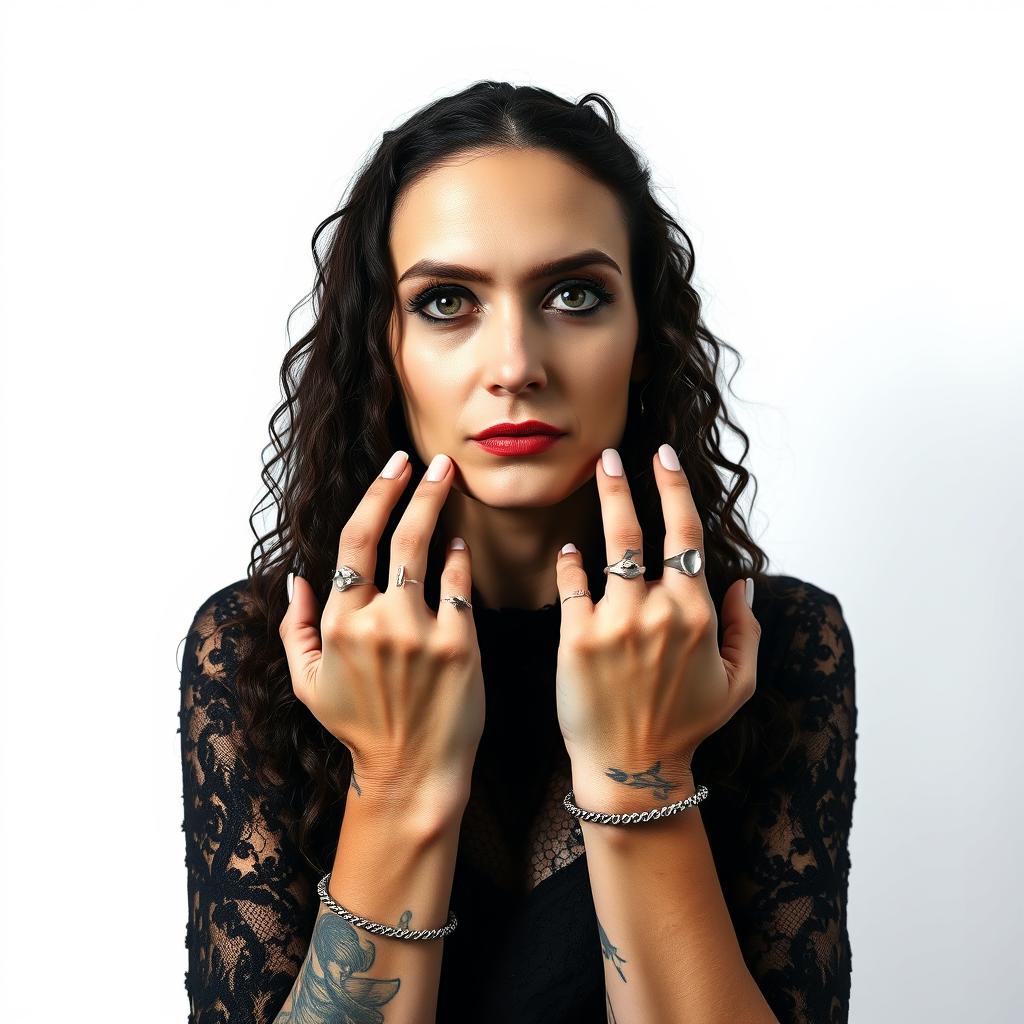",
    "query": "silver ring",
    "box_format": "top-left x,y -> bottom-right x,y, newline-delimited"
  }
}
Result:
441,595 -> 473,611
663,549 -> 703,577
561,589 -> 591,604
603,548 -> 646,580
332,566 -> 374,593
395,564 -> 421,588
